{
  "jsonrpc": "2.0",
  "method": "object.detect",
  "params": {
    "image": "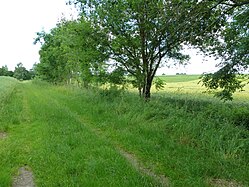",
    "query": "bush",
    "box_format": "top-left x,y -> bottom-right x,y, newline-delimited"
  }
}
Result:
98,86 -> 124,100
231,107 -> 249,130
